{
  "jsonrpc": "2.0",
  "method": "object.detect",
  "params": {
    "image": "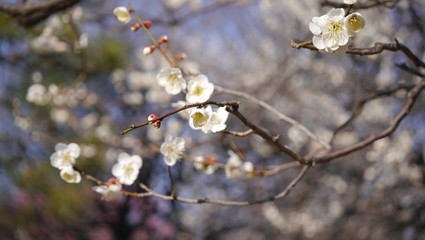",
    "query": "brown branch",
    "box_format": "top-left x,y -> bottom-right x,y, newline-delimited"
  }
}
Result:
310,79 -> 425,165
0,0 -> 81,27
320,0 -> 400,9
225,104 -> 303,163
258,161 -> 301,177
291,39 -> 425,68
329,82 -> 418,145
120,100 -> 239,135
134,166 -> 309,206
216,85 -> 330,151
80,161 -> 309,206
220,129 -> 254,137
